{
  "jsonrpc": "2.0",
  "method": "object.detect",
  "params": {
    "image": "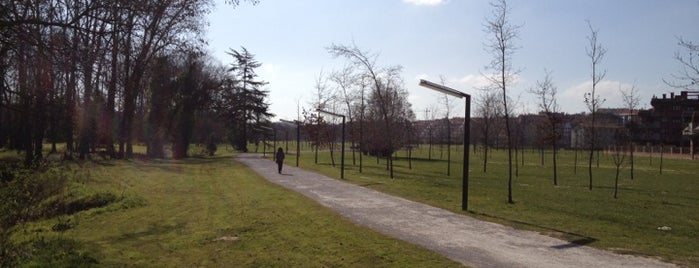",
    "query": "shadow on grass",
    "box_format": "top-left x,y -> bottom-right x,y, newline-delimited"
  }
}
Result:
394,156 -> 450,163
111,222 -> 185,243
126,155 -> 237,174
593,185 -> 699,204
359,182 -> 385,187
471,211 -> 598,249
